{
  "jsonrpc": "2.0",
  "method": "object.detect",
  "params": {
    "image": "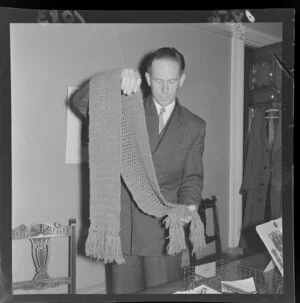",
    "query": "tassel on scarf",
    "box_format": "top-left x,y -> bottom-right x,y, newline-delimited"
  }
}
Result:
163,205 -> 206,255
85,226 -> 125,264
